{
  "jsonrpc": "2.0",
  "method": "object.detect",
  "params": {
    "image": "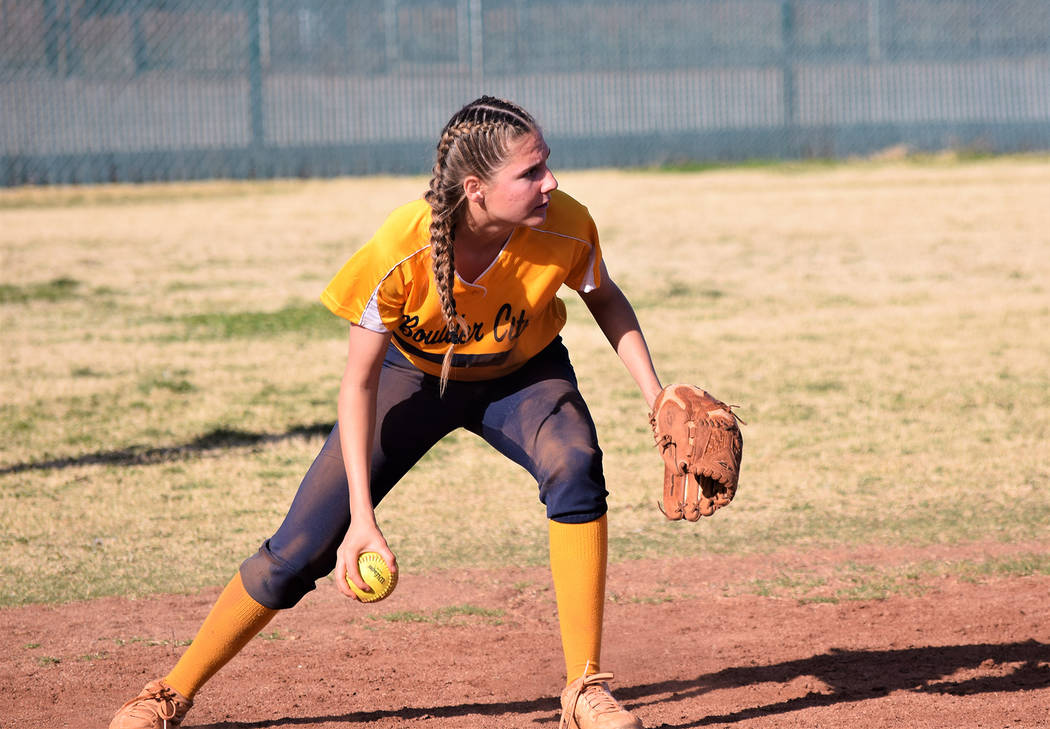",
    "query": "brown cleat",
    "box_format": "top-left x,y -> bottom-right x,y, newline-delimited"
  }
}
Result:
109,679 -> 193,729
560,672 -> 643,729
